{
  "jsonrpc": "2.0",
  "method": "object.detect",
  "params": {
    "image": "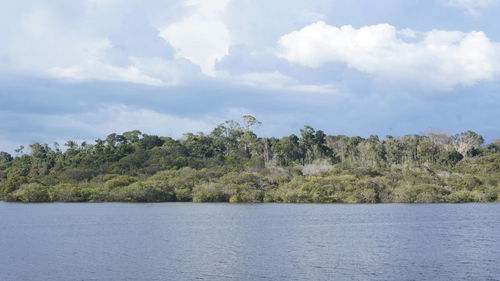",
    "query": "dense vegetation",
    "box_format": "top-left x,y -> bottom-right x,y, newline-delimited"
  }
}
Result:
1,116 -> 499,203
